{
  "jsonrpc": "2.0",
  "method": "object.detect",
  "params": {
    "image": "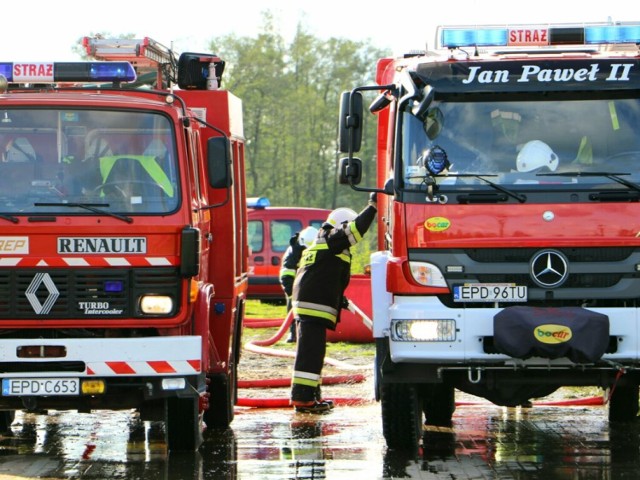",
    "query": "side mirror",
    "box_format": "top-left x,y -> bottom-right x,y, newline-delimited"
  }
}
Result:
180,227 -> 200,277
384,177 -> 394,195
338,157 -> 362,185
207,136 -> 232,188
338,91 -> 363,153
411,84 -> 435,119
